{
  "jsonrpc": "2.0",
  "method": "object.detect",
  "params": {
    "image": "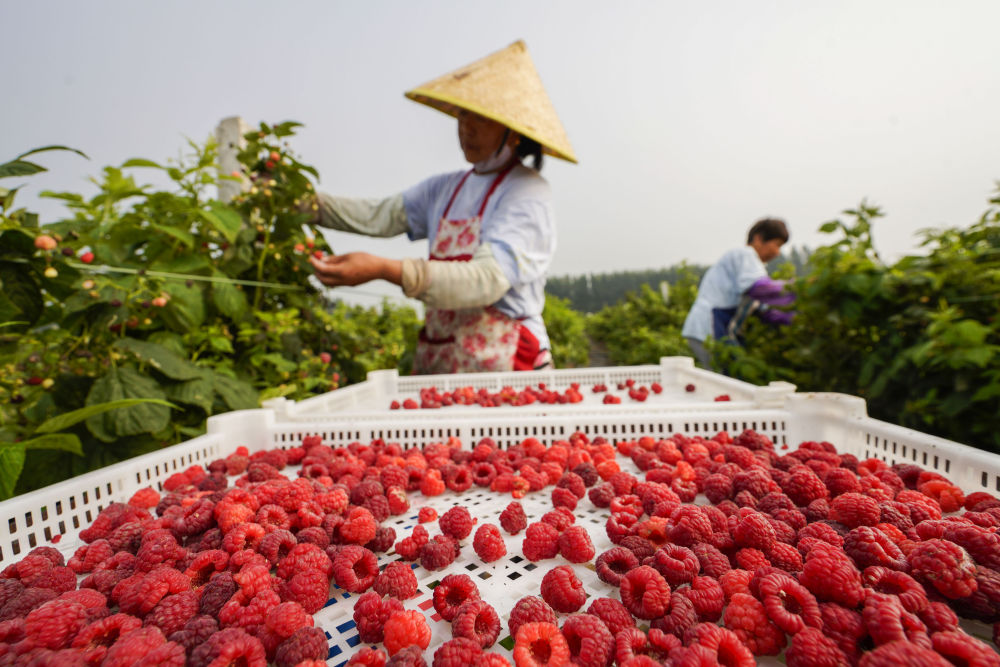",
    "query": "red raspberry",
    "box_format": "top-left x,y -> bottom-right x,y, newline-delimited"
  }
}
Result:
918,600 -> 959,633
785,626 -> 849,667
557,472 -> 587,499
499,502 -> 527,534
68,540 -> 114,574
819,602 -> 865,662
861,566 -> 928,613
586,597 -> 635,636
23,599 -> 87,649
277,543 -> 332,580
963,565 -> 1000,623
896,489 -> 943,523
507,596 -> 557,639
645,544 -> 698,587
374,562 -> 418,600
145,590 -> 199,636
348,647 -> 388,667
942,524 -> 1000,571
932,629 -> 999,666
620,565 -> 671,619
843,526 -> 907,570
366,526 -> 397,553
71,613 -> 142,662
552,486 -> 579,511
102,626 -> 184,667
541,507 -> 576,532
677,575 -> 725,623
909,538 -> 978,599
386,487 -> 410,515
341,507 -> 378,545
522,522 -> 560,561
858,639 -> 950,666
588,483 -> 615,508
918,480 -> 965,513
683,623 -> 756,666
757,571 -> 822,634
799,542 -> 865,608
731,510 -> 777,552
691,542 -> 731,578
433,574 -> 481,621
513,622 -> 570,667
594,547 -> 638,586
473,524 -> 507,563
668,505 -> 713,547
863,592 -> 932,649
353,591 -> 404,643
722,593 -> 785,656
619,535 -> 656,561
217,587 -> 281,629
540,565 -> 586,613
420,470 -> 446,496
829,492 -> 880,528
383,609 -> 431,656
420,535 -> 459,571
433,637 -> 482,667
265,601 -> 312,639
648,591 -> 696,639
332,545 -> 378,593
561,613 -> 614,667
557,526 -> 596,563
418,507 -> 438,523
782,467 -> 829,506
117,566 -> 191,617
165,615 -> 217,658
440,506 -> 475,540
719,569 -> 754,602
189,627 -> 265,667
452,600 -> 501,649
734,548 -> 770,571
767,541 -> 804,572
386,645 -> 427,667
278,568 -> 329,614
